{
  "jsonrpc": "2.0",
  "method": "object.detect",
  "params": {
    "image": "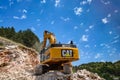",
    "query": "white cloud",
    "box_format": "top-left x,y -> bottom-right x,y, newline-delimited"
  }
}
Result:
36,19 -> 40,22
112,60 -> 118,63
41,0 -> 46,4
40,9 -> 44,14
109,53 -> 113,56
111,48 -> 117,54
94,45 -> 97,47
84,45 -> 90,48
114,35 -> 119,39
101,60 -> 105,62
37,24 -> 41,26
85,29 -> 89,32
111,40 -> 119,44
102,17 -> 108,24
13,16 -> 19,19
14,9 -> 27,20
0,6 -> 3,9
80,1 -> 87,5
87,0 -> 92,4
51,21 -> 54,24
117,26 -> 120,29
74,26 -> 78,30
80,0 -> 92,5
105,44 -> 110,48
21,14 -> 27,19
13,14 -> 27,20
109,31 -> 112,34
0,6 -> 7,9
104,44 -> 110,48
31,27 -> 36,31
100,43 -> 110,49
81,35 -> 88,41
80,23 -> 84,26
55,0 -> 60,7
60,17 -> 70,22
67,41 -> 76,44
85,25 -> 94,32
114,10 -> 118,13
107,13 -> 111,17
23,9 -> 27,13
9,0 -> 14,6
0,20 -> 3,22
86,9 -> 90,12
101,0 -> 110,5
18,9 -> 27,13
89,25 -> 94,29
74,7 -> 83,16
67,41 -> 71,44
100,43 -> 104,46
95,53 -> 101,59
